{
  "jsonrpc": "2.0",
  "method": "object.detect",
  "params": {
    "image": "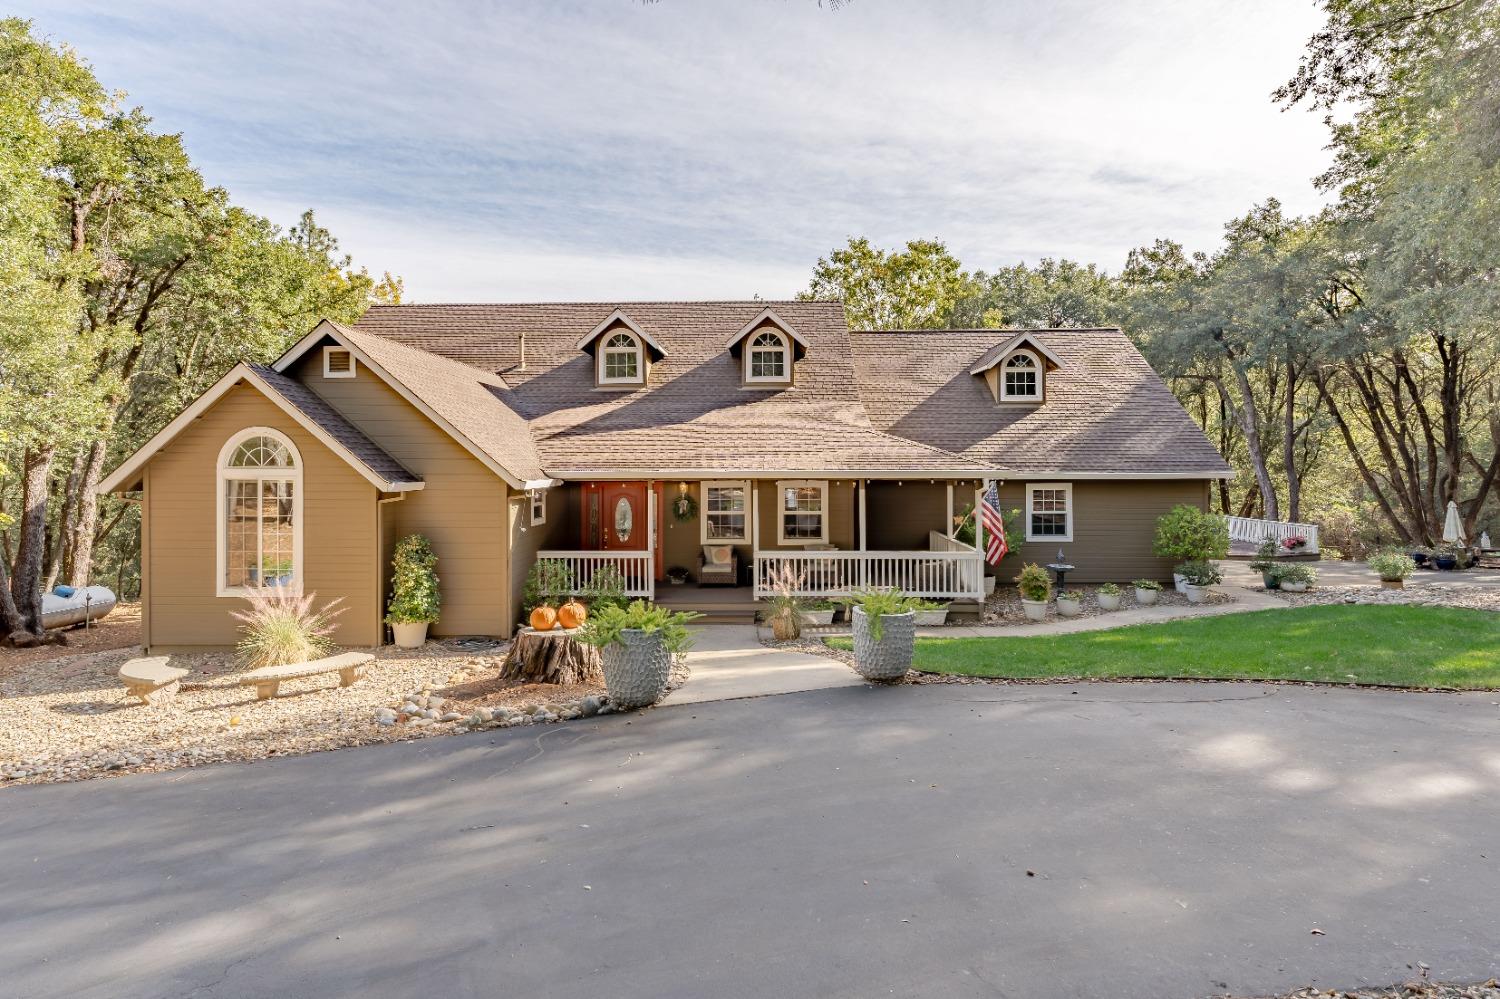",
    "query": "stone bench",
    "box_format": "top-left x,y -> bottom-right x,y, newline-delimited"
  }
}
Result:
237,652 -> 374,700
119,657 -> 190,706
